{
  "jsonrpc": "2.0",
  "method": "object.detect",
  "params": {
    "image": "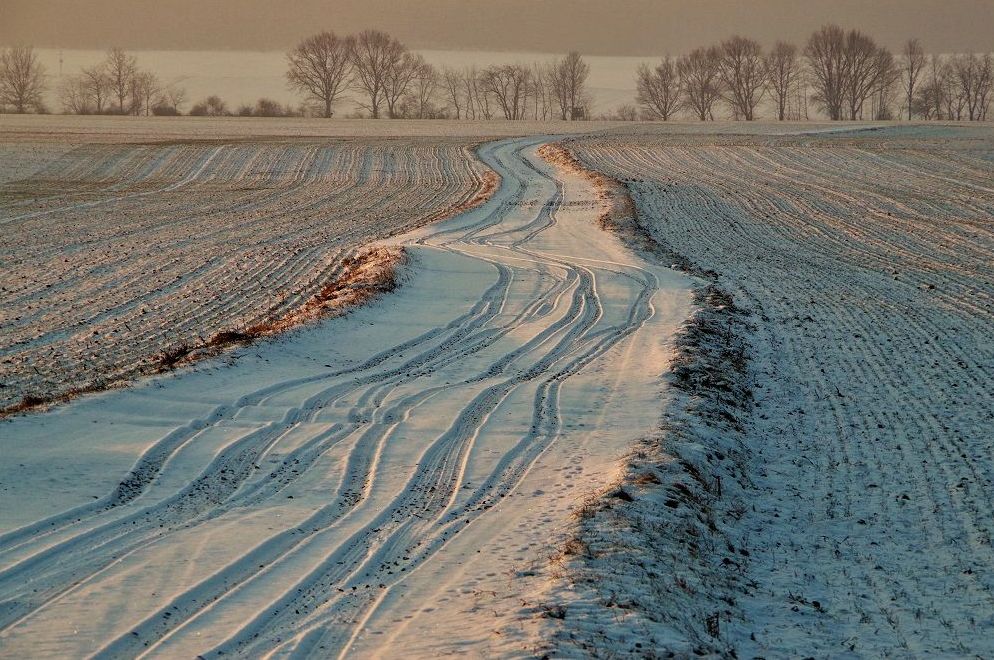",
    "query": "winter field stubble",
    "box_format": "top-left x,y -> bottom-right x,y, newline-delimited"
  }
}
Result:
547,123 -> 994,656
0,116 -> 636,413
1,116 -> 992,657
0,118 -> 692,657
0,124 -> 508,412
